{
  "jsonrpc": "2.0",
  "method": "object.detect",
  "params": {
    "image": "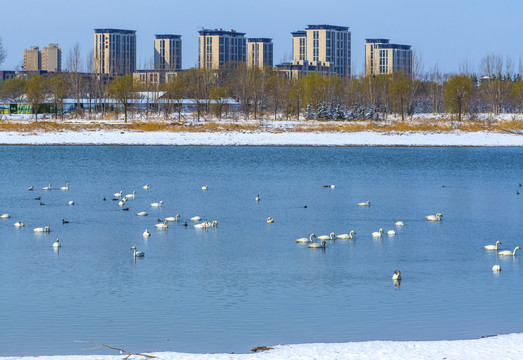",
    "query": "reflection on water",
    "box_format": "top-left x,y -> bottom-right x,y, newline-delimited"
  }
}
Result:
0,146 -> 522,356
